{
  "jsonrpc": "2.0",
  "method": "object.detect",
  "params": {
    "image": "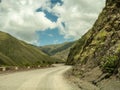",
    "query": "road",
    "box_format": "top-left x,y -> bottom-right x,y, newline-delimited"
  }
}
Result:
0,65 -> 79,90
